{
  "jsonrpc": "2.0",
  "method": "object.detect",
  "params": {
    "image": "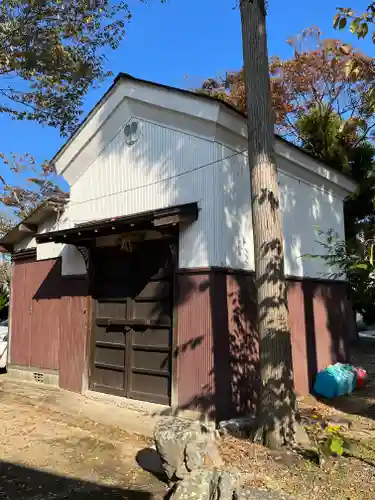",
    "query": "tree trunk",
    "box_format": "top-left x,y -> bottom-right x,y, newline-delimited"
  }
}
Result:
239,0 -> 296,448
